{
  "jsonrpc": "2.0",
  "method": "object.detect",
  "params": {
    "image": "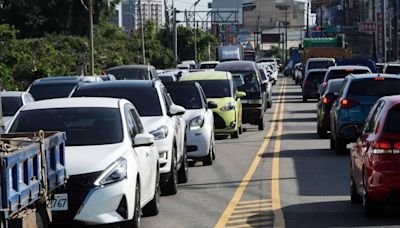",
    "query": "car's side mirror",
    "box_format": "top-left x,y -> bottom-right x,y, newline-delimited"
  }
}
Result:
207,101 -> 218,109
133,133 -> 155,147
236,91 -> 246,98
169,104 -> 185,116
